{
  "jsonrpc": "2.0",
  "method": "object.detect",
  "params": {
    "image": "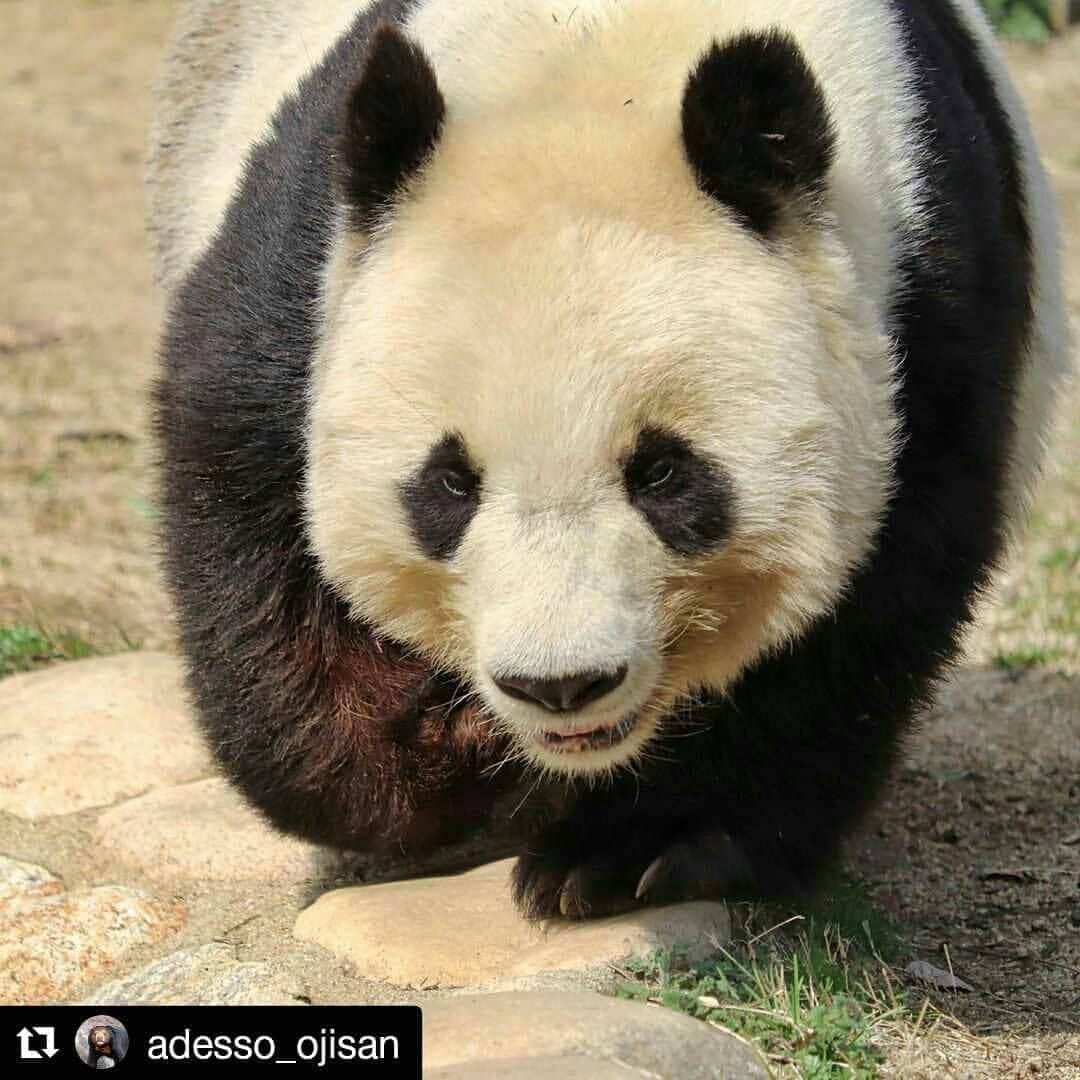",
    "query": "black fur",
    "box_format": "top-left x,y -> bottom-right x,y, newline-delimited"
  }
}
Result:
516,0 -> 1034,916
623,426 -> 734,556
681,29 -> 836,234
399,431 -> 483,560
338,21 -> 446,231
